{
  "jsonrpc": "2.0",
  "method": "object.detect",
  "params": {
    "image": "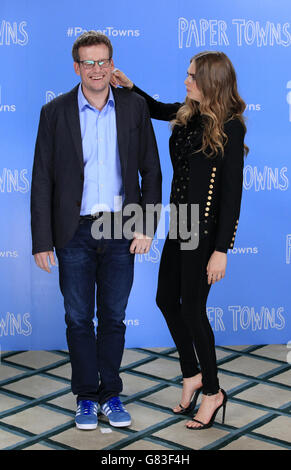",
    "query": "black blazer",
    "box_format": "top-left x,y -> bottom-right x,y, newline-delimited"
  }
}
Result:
132,85 -> 245,253
30,85 -> 162,255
